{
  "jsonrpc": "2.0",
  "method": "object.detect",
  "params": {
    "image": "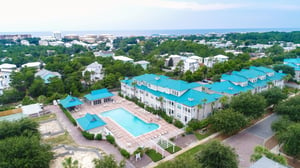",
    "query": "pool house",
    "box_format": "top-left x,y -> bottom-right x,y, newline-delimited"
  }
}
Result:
76,113 -> 106,133
84,88 -> 114,106
59,95 -> 83,111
